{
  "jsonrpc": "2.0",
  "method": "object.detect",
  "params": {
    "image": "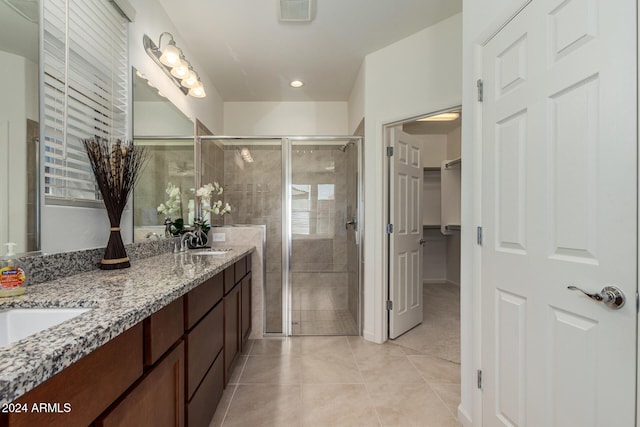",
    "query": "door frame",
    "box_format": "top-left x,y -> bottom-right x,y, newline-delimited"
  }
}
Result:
467,1 -> 640,425
382,105 -> 462,340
